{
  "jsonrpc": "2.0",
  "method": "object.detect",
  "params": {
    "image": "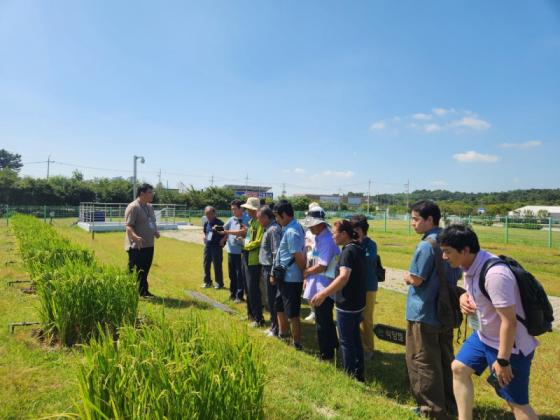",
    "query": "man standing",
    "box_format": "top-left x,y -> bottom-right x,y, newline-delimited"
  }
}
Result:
124,183 -> 160,297
404,200 -> 462,419
272,200 -> 306,350
218,200 -> 250,301
241,197 -> 265,327
202,206 -> 225,289
303,206 -> 339,360
257,205 -> 284,336
440,224 -> 539,420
